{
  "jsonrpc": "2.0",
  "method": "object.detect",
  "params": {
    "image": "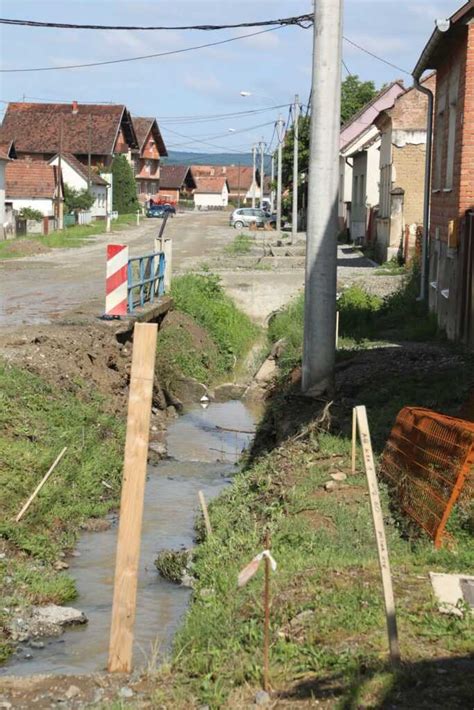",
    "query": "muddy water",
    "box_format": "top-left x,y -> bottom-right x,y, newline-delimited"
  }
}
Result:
2,400 -> 256,676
